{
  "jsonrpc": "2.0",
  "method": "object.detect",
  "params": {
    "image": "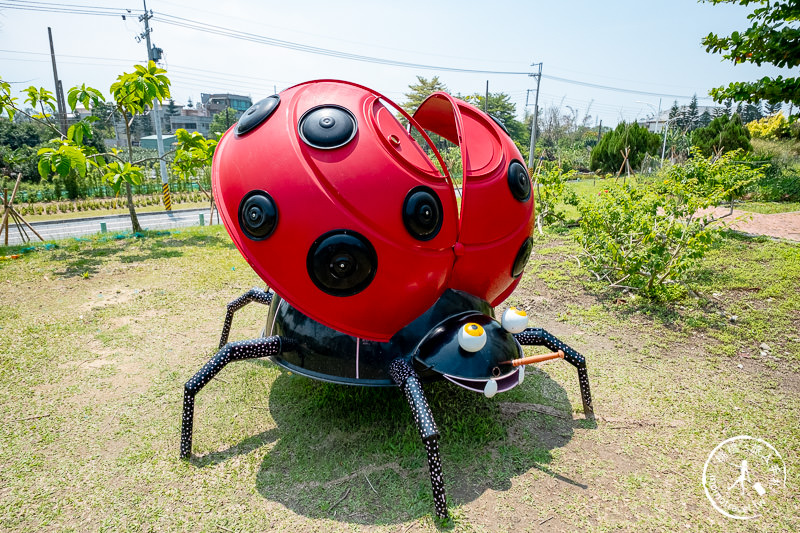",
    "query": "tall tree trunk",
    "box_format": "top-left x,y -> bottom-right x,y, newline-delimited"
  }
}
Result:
123,113 -> 142,233
125,182 -> 141,233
